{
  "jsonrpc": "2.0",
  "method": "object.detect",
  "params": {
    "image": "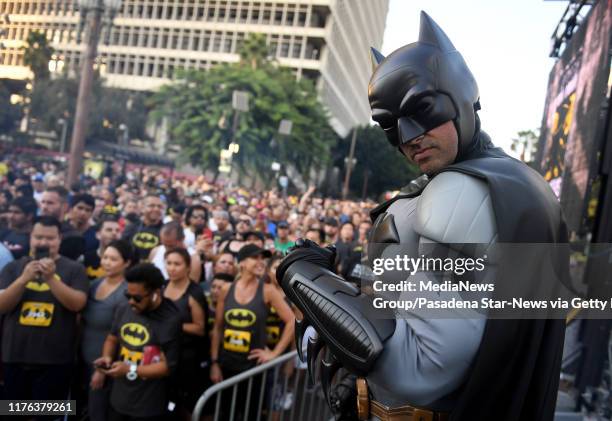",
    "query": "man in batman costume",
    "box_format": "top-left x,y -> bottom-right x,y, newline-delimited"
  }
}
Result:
277,11 -> 567,421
